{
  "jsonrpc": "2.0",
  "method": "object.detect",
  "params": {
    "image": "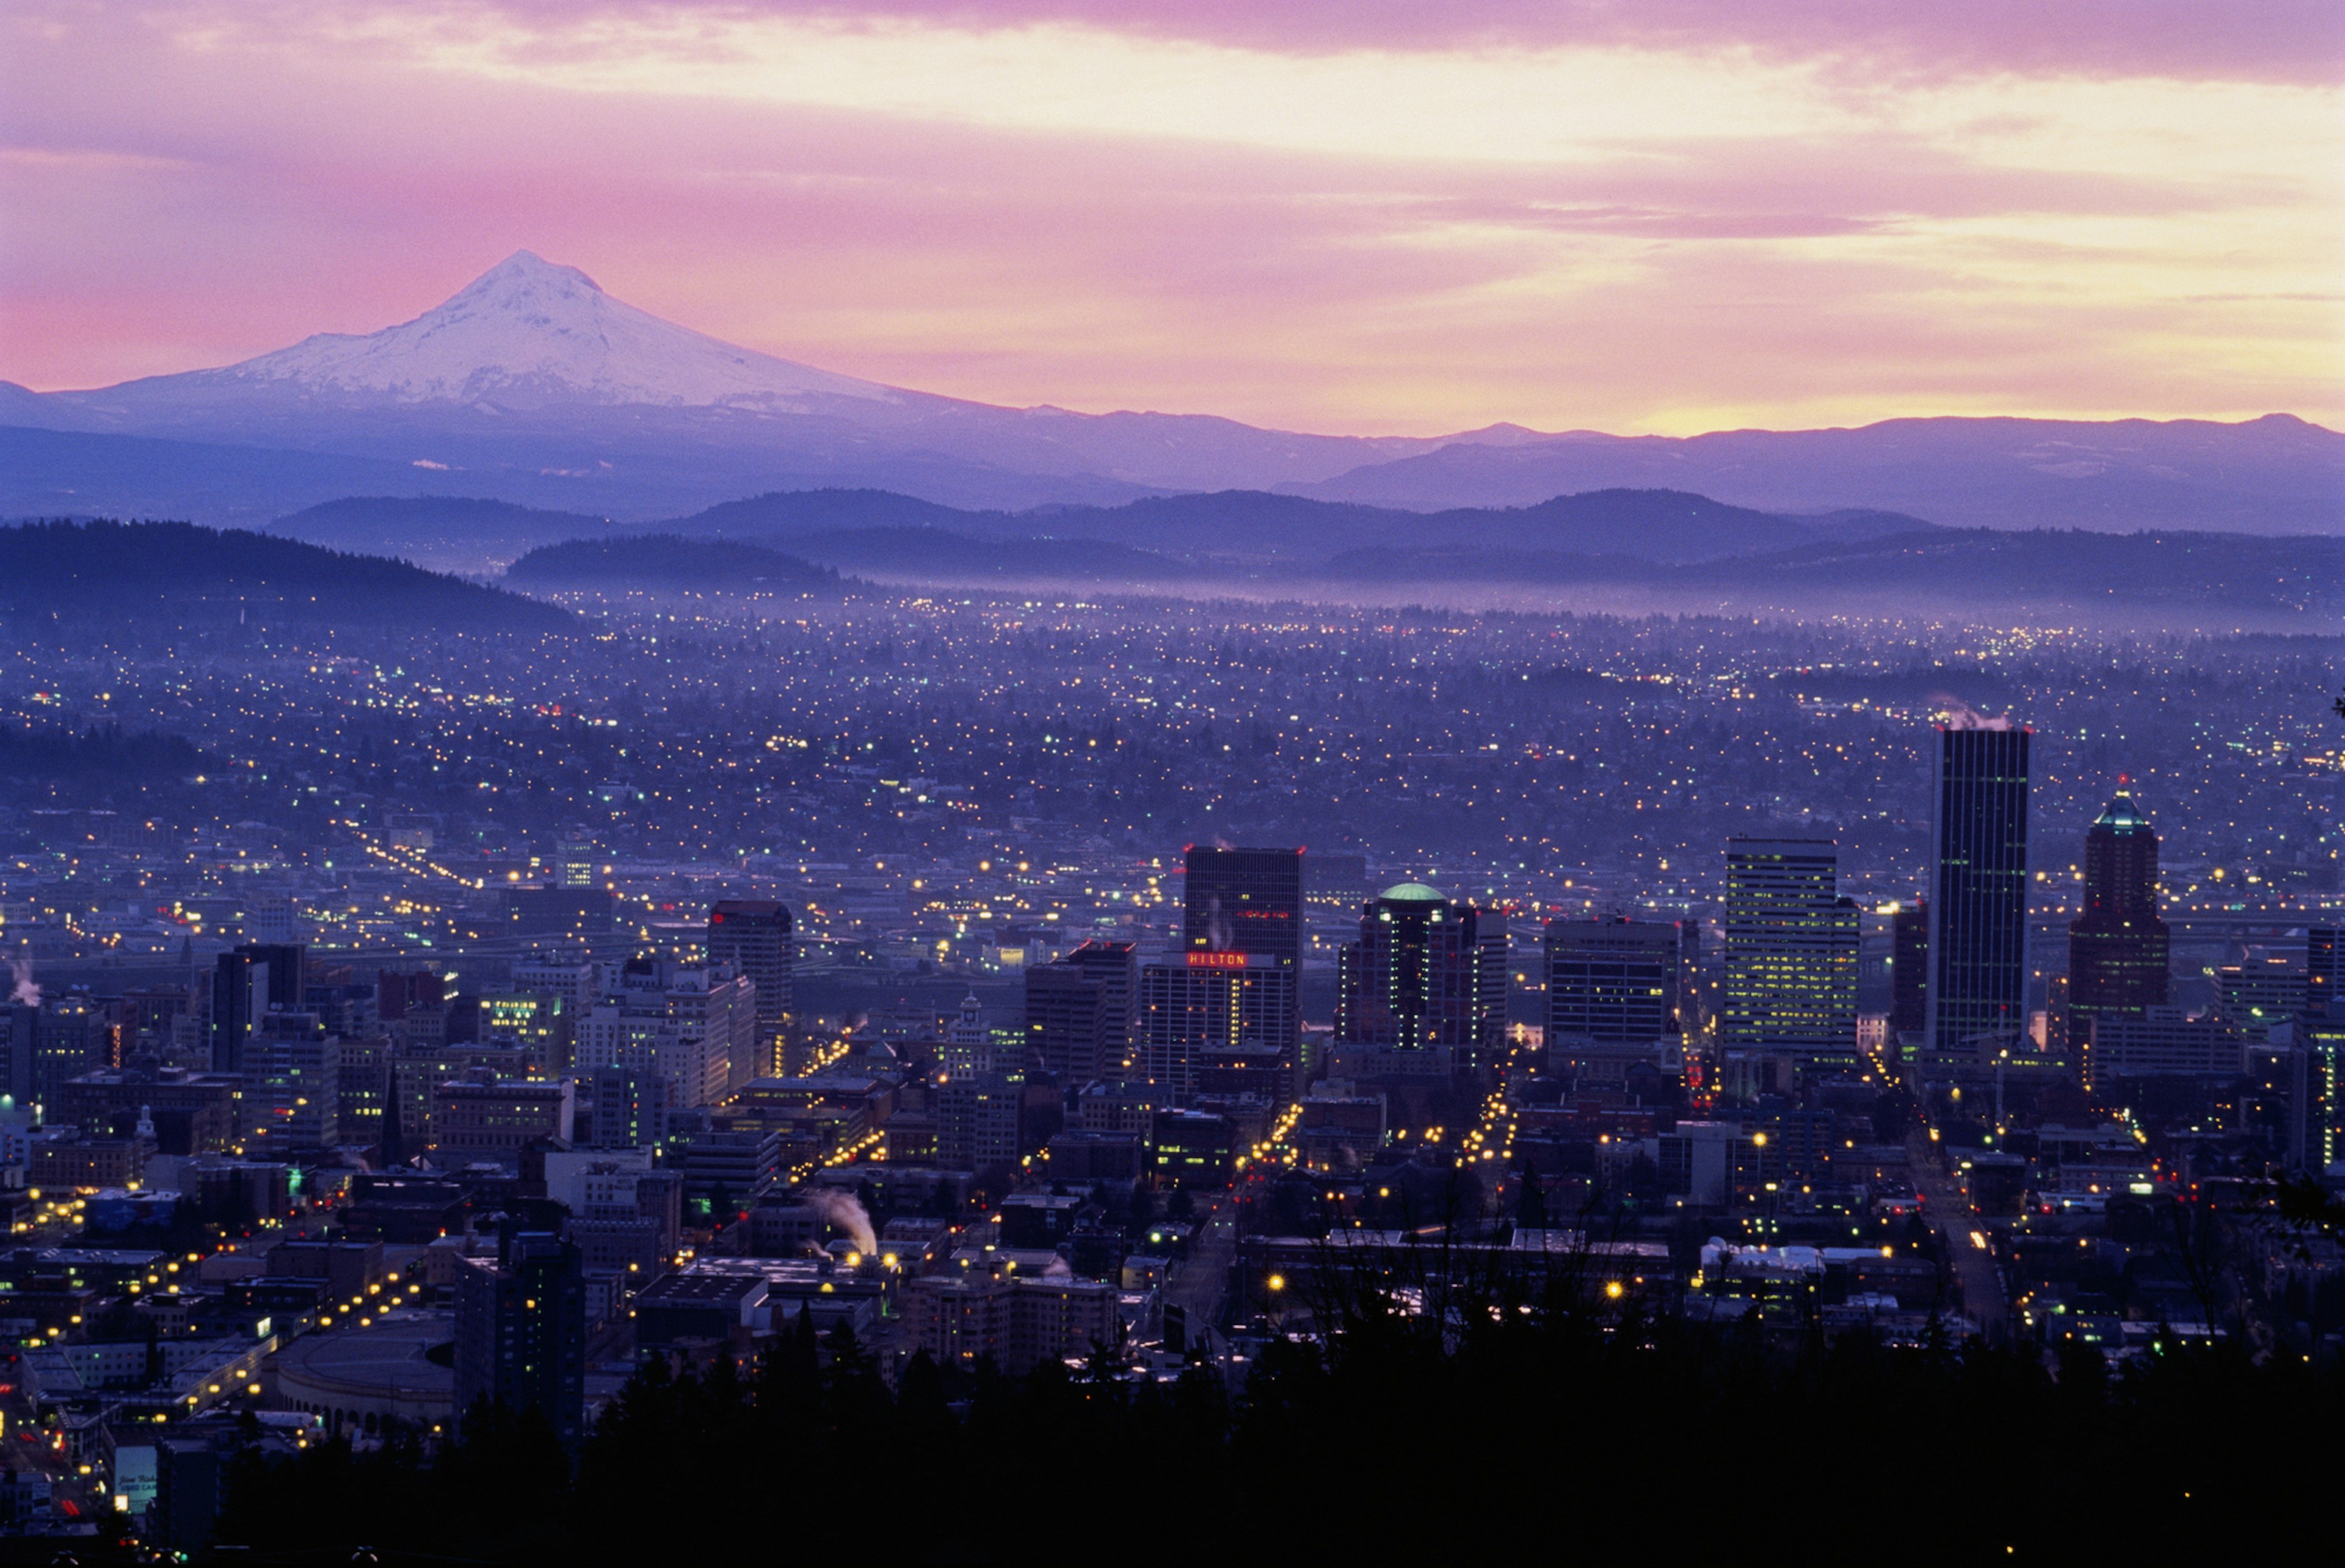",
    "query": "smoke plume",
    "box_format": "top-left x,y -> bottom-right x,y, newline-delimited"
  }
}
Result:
799,1185 -> 876,1254
5,959 -> 37,1009
1931,694 -> 2016,731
